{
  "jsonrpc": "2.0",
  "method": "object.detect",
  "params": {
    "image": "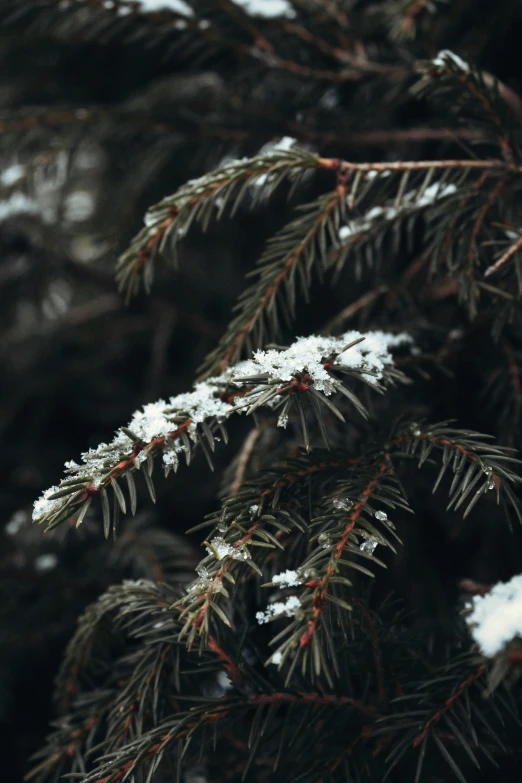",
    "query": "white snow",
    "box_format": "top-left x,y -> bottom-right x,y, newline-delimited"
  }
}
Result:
270,651 -> 283,665
128,0 -> 194,14
252,137 -> 297,186
259,137 -> 297,155
432,49 -> 469,72
205,536 -> 235,560
466,573 -> 522,656
35,553 -> 58,572
272,569 -> 301,587
256,595 -> 301,624
1,164 -> 25,187
235,330 -> 412,391
64,190 -> 95,222
0,193 -> 38,221
33,329 -> 411,522
374,510 -> 388,521
230,0 -> 296,19
338,181 -> 457,242
5,510 -> 27,536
